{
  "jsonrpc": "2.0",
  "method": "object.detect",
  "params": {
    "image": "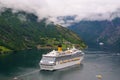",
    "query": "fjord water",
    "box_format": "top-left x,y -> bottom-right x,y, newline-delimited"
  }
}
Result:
0,49 -> 120,80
